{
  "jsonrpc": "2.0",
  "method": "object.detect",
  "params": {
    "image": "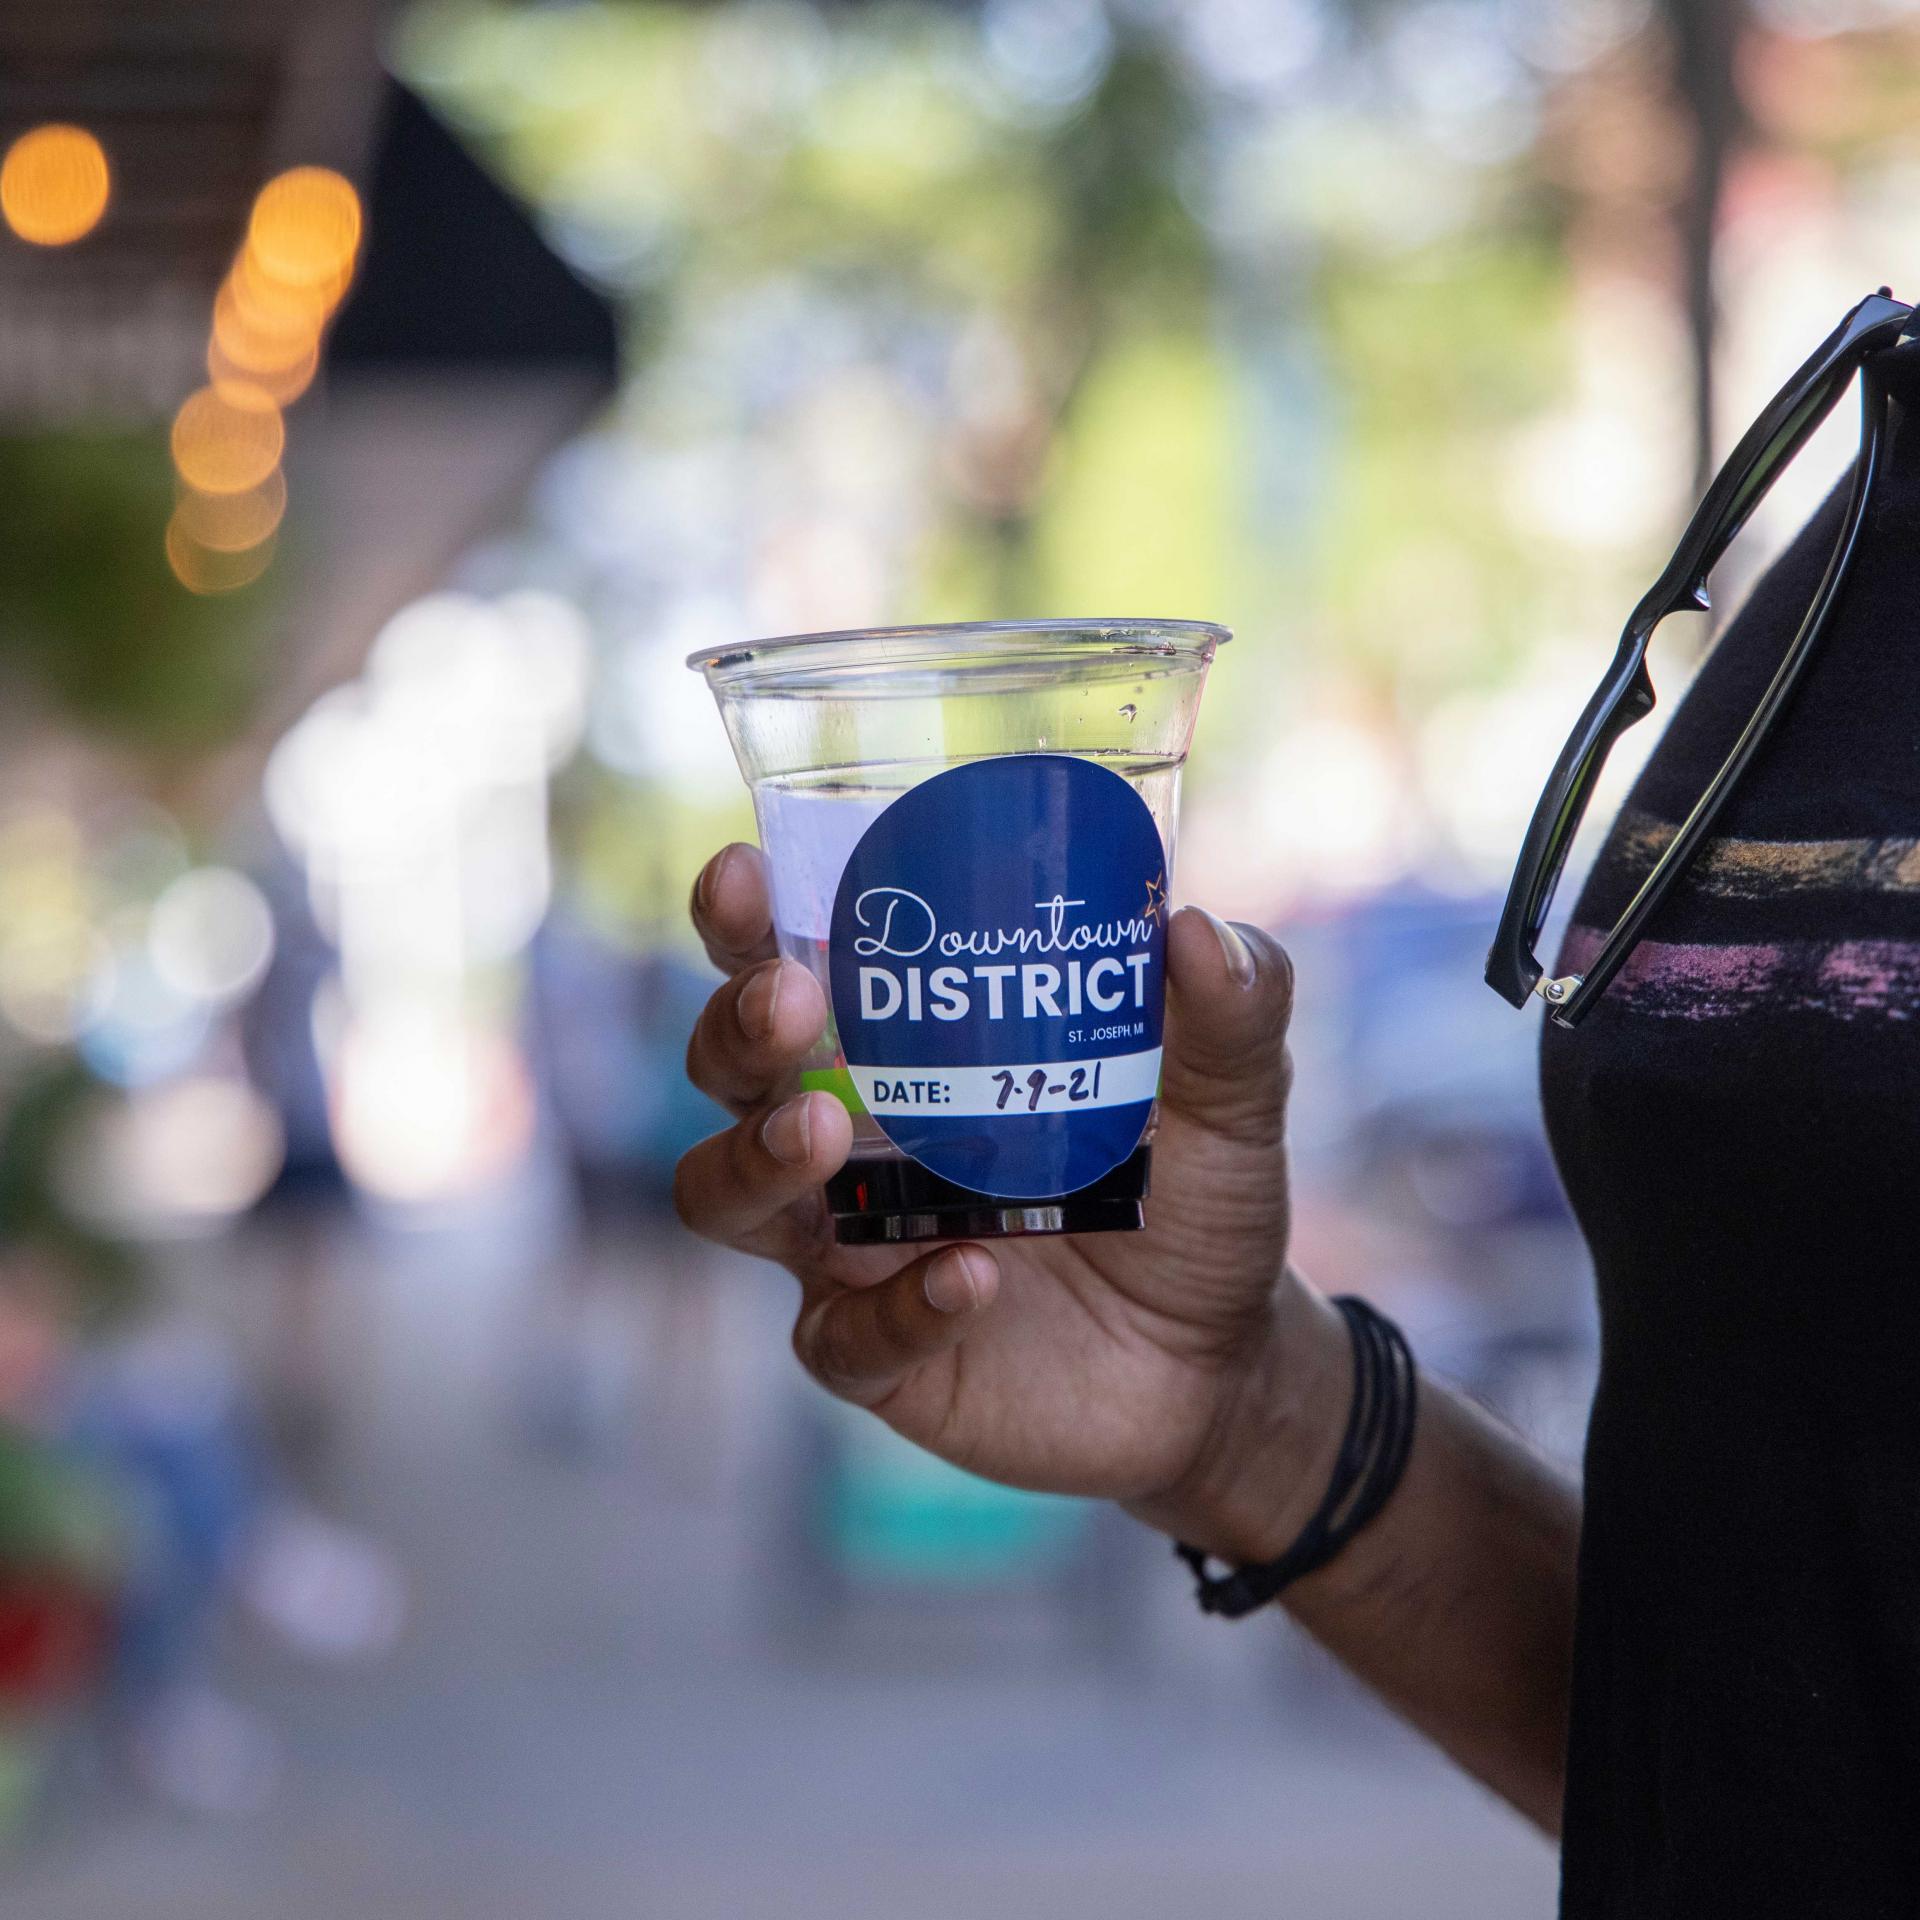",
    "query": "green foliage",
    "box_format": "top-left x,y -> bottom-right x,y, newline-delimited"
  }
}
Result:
552,759 -> 754,944
1043,27 -> 1211,317
400,0 -> 1595,694
0,1062 -> 140,1326
0,435 -> 268,751
1032,325 -> 1237,617
1312,236 -> 1573,682
0,1423 -> 120,1581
